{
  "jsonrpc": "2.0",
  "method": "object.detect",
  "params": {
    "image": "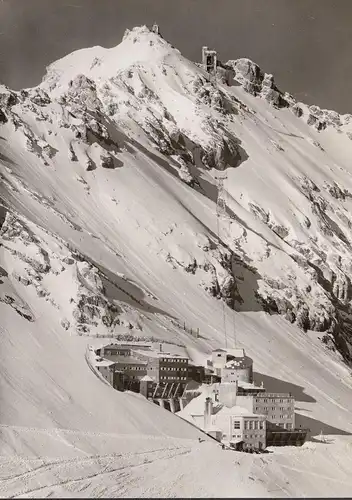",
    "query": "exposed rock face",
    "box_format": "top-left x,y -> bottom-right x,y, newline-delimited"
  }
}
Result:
100,151 -> 115,169
67,74 -> 101,111
224,57 -> 352,134
230,58 -> 264,95
226,58 -> 290,109
0,109 -> 8,124
72,293 -> 121,332
201,135 -> 242,170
